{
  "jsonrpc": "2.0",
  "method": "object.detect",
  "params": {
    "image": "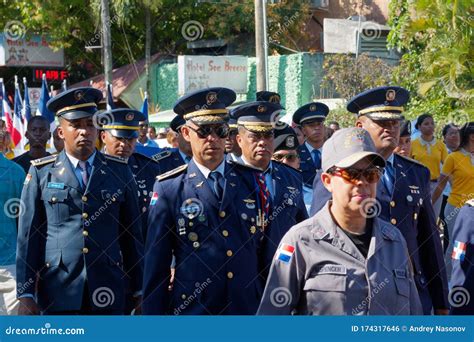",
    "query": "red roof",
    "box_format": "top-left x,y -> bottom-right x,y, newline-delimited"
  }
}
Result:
70,53 -> 162,99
